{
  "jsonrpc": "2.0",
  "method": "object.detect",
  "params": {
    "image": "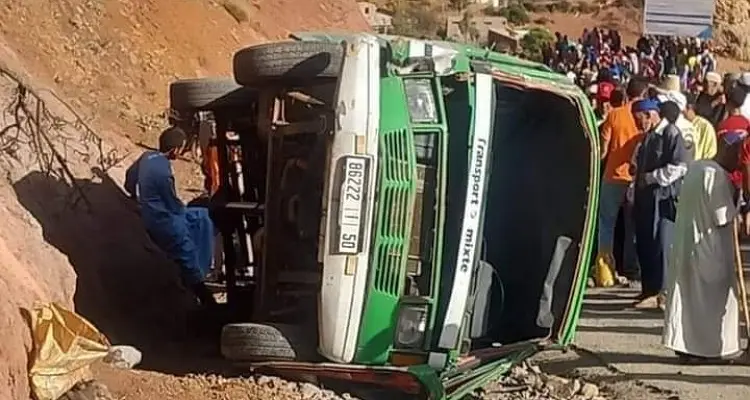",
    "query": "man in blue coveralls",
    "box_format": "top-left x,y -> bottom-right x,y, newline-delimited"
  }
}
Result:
630,99 -> 690,310
125,126 -> 217,307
